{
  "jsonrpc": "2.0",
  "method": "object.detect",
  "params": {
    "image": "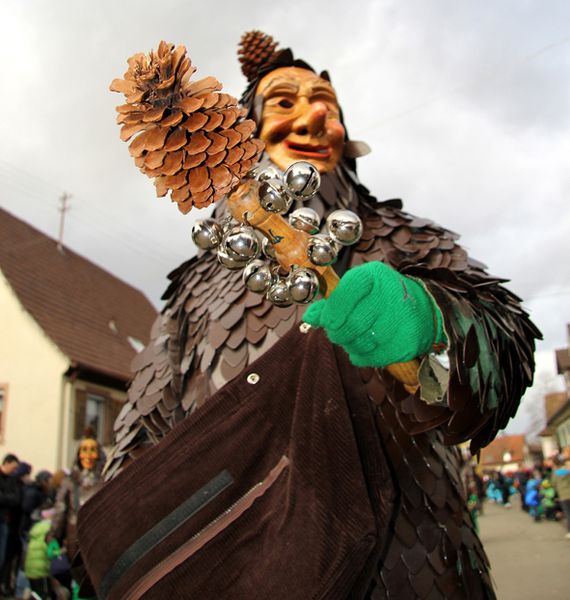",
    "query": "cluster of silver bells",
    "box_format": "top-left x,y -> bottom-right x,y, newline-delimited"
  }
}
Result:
191,161 -> 363,306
